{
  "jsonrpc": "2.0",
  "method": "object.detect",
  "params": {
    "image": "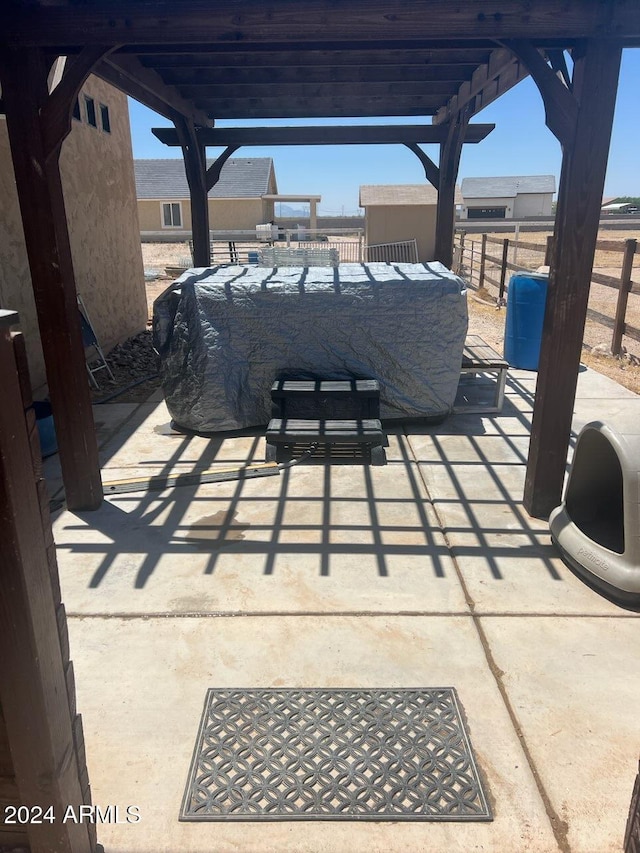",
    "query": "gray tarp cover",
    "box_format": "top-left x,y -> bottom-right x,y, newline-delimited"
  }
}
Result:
153,262 -> 468,432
